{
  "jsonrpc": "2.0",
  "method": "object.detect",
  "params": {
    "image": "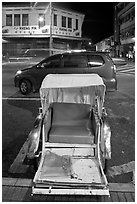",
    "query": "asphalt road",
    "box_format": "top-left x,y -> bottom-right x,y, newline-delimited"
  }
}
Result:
2,60 -> 135,183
